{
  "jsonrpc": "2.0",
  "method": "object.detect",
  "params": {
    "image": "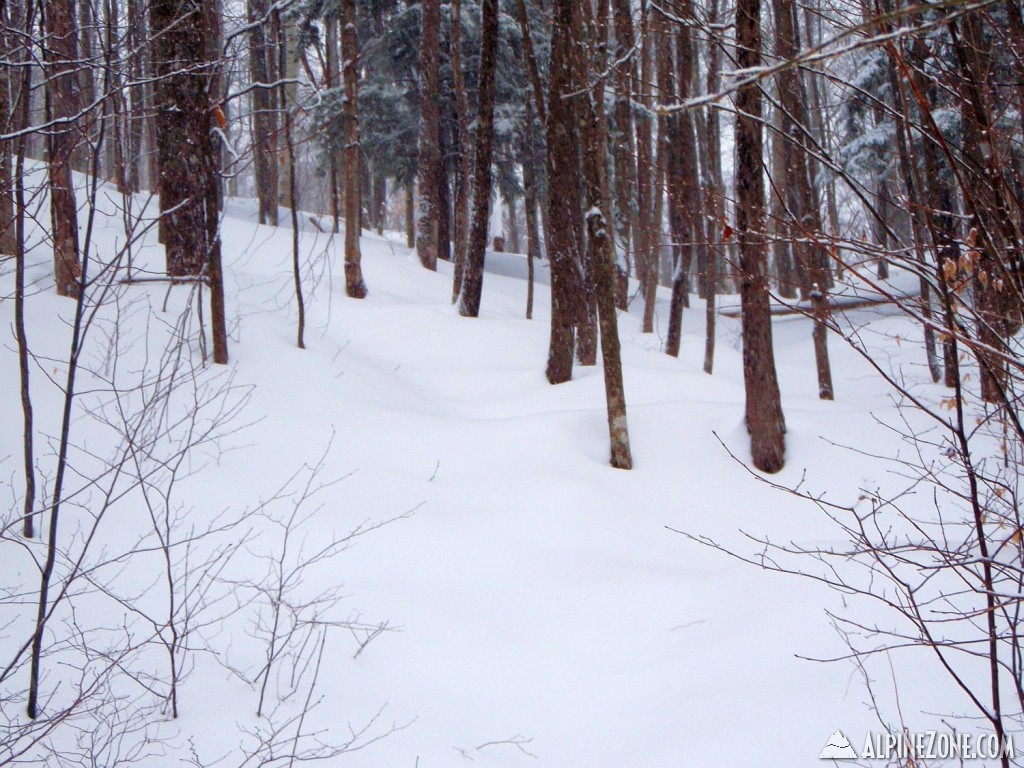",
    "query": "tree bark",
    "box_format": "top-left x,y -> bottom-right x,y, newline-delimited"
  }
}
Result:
249,0 -> 279,226
41,0 -> 83,297
772,0 -> 833,399
665,7 -> 703,359
736,0 -> 785,472
0,0 -> 16,255
451,0 -> 472,298
416,0 -> 442,270
457,0 -> 499,317
544,0 -> 584,383
611,0 -> 637,309
637,7 -> 656,333
342,0 -> 367,298
575,0 -> 632,469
